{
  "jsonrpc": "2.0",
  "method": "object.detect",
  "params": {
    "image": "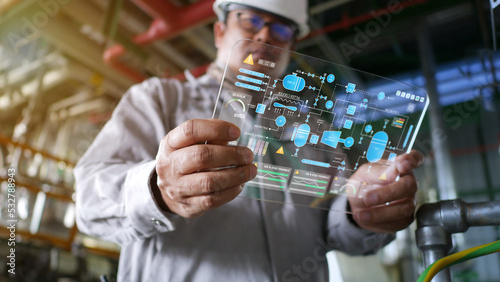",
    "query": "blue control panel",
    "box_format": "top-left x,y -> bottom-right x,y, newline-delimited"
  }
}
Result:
214,40 -> 429,203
